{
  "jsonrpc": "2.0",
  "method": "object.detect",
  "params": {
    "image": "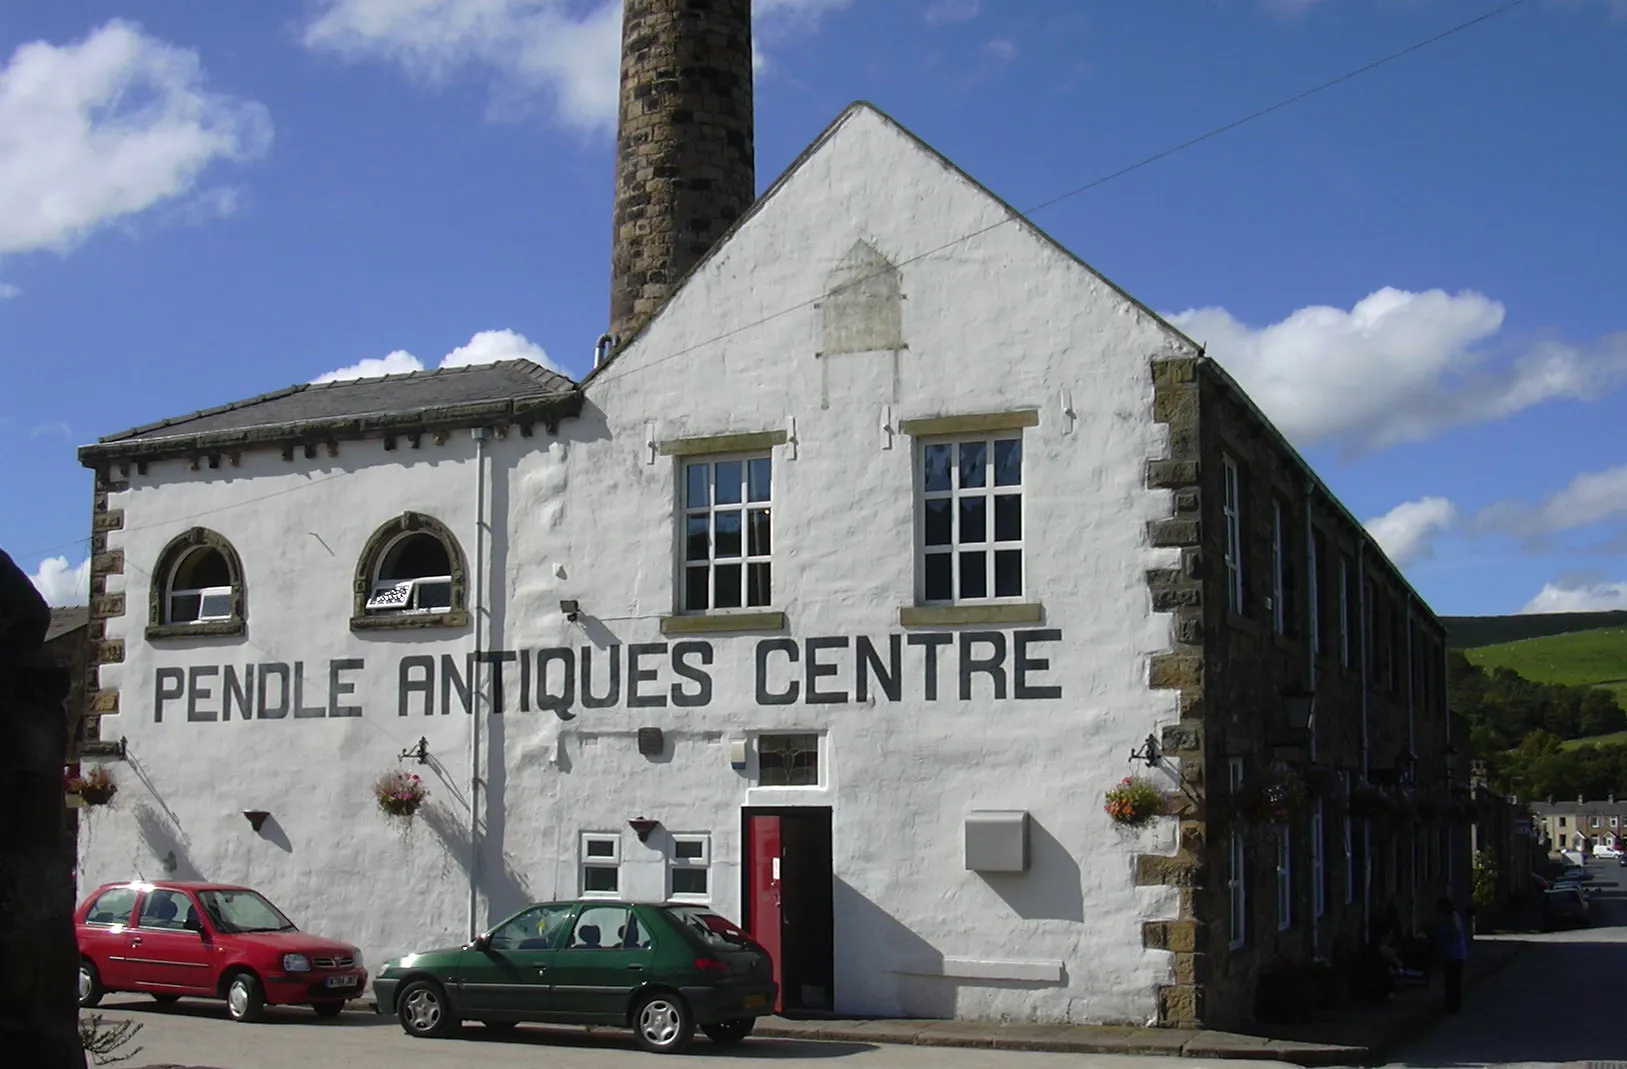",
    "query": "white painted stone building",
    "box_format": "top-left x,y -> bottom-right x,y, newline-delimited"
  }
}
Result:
77,1 -> 1451,1031
78,100 -> 1197,1025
